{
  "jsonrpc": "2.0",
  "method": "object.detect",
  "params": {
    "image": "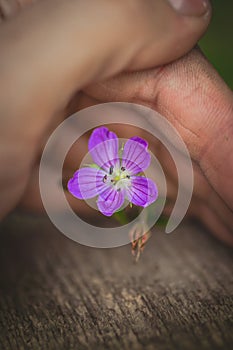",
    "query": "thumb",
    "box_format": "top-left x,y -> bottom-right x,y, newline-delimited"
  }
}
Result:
0,0 -> 211,121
